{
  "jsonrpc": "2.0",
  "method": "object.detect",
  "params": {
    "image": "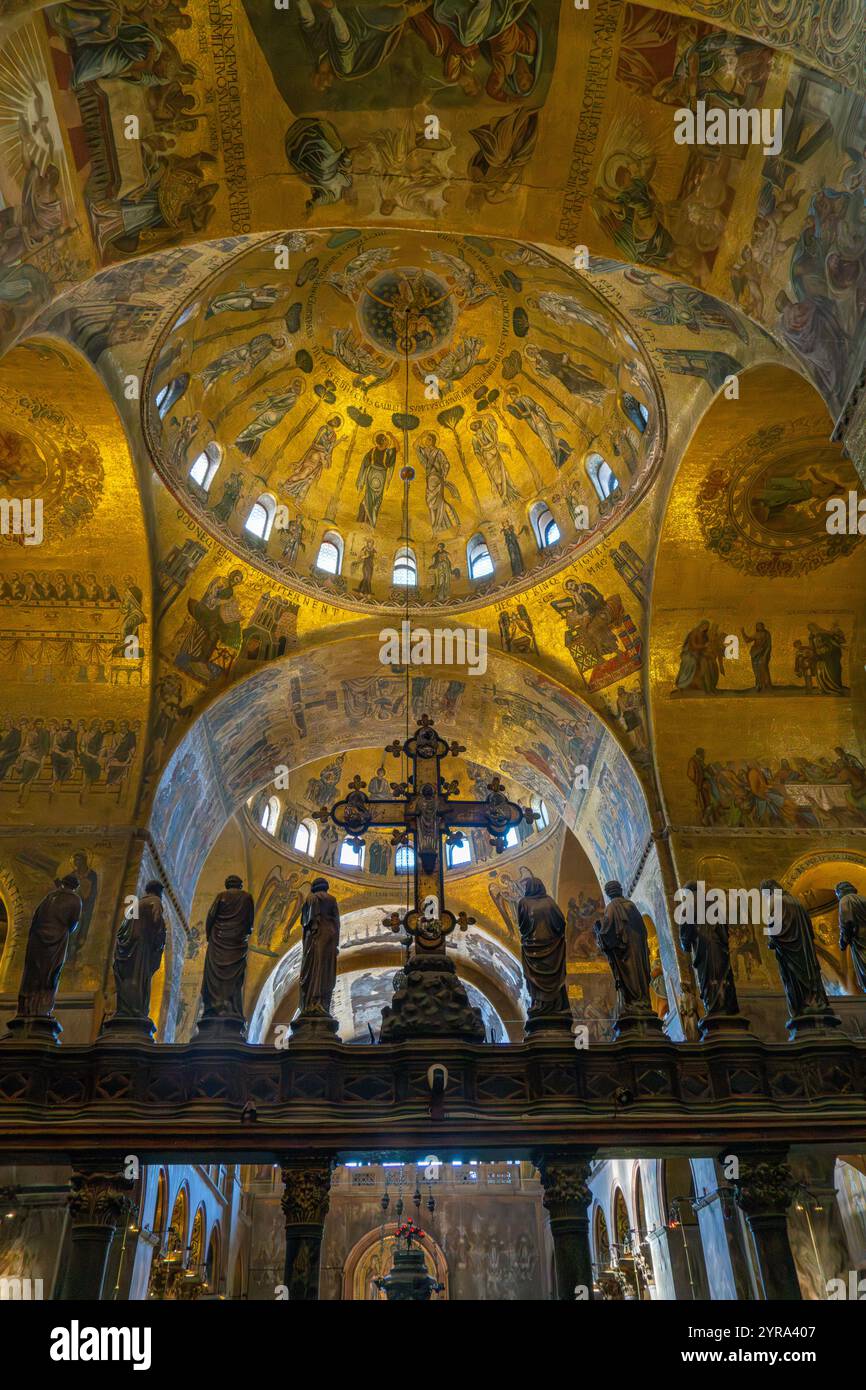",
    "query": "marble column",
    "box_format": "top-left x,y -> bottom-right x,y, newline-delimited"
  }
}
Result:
727,1149 -> 801,1300
787,1152 -> 852,1300
57,1162 -> 135,1300
279,1152 -> 335,1300
535,1150 -> 595,1300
